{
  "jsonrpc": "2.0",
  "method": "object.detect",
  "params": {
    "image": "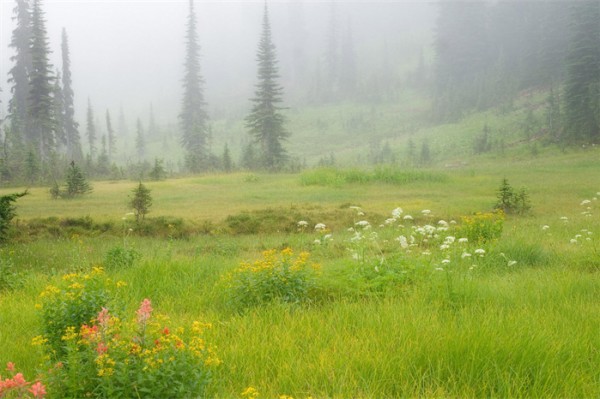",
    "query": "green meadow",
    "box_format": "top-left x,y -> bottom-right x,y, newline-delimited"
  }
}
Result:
1,145 -> 599,398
